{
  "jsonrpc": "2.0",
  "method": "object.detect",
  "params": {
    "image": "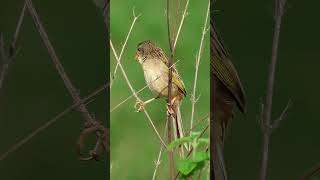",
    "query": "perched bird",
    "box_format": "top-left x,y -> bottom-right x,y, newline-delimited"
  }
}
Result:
134,40 -> 187,140
211,23 -> 247,179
